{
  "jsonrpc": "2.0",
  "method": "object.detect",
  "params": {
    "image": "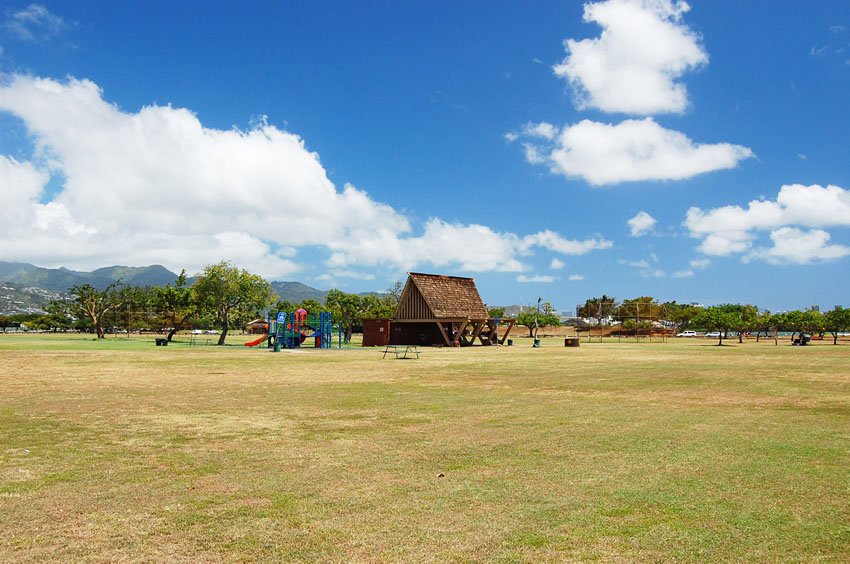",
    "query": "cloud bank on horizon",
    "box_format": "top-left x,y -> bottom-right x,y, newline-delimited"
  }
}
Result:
0,75 -> 612,279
